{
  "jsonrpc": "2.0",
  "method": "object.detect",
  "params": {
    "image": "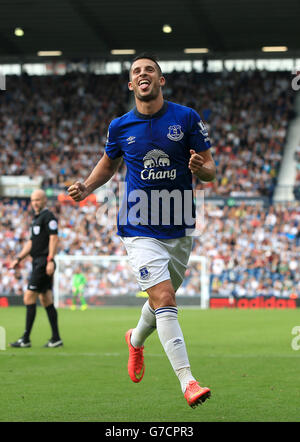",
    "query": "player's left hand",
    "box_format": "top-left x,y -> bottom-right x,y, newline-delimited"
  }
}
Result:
46,261 -> 55,276
189,149 -> 205,174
